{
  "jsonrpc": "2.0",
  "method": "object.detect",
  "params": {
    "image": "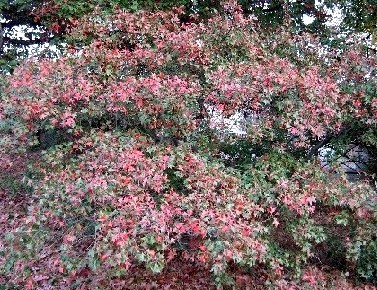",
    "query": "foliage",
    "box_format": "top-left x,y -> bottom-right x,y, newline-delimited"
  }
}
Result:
2,0 -> 377,73
1,1 -> 377,288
